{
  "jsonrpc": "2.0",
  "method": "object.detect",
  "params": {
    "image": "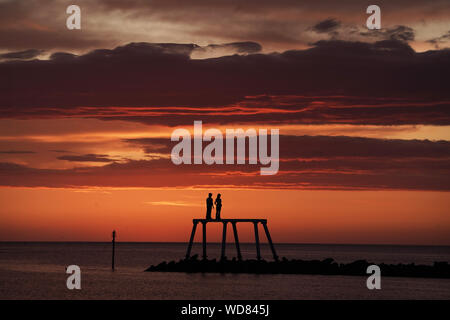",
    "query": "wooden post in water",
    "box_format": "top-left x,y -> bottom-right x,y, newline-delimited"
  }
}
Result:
253,222 -> 261,260
185,221 -> 198,259
232,222 -> 242,261
221,221 -> 228,260
112,230 -> 116,271
262,222 -> 278,261
202,221 -> 207,260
